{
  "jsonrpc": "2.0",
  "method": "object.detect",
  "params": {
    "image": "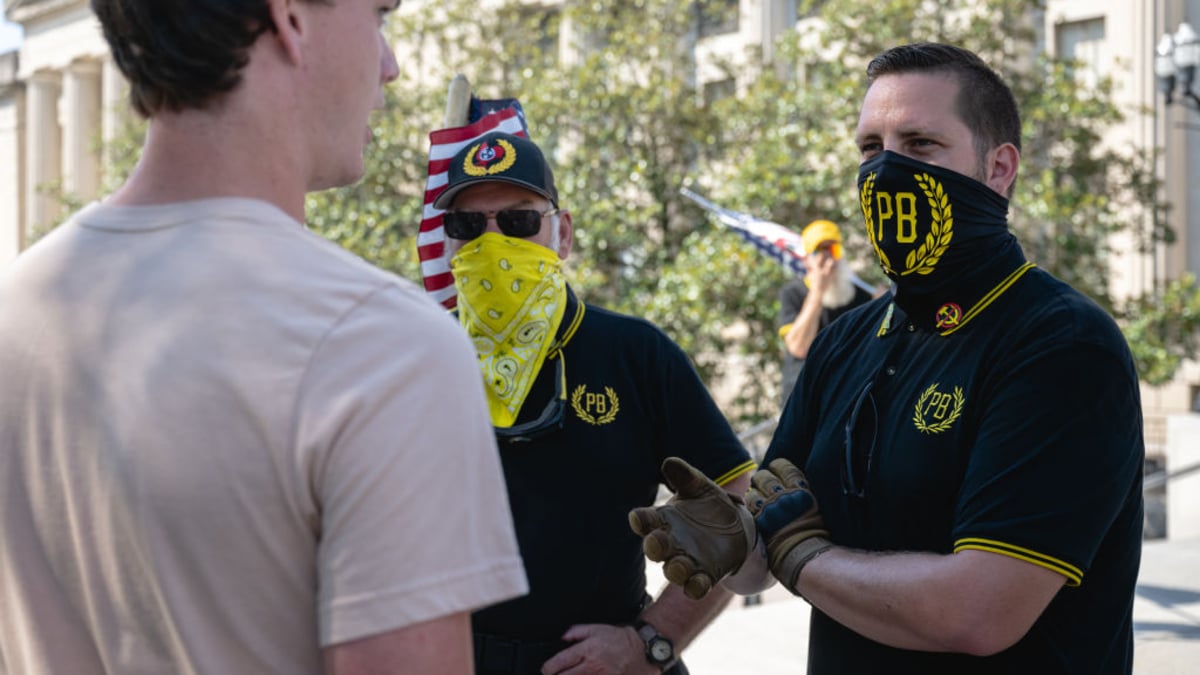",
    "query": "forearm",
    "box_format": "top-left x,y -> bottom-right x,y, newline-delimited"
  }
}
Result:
640,581 -> 733,652
324,612 -> 473,675
642,473 -> 747,648
793,547 -> 1062,656
783,291 -> 823,358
